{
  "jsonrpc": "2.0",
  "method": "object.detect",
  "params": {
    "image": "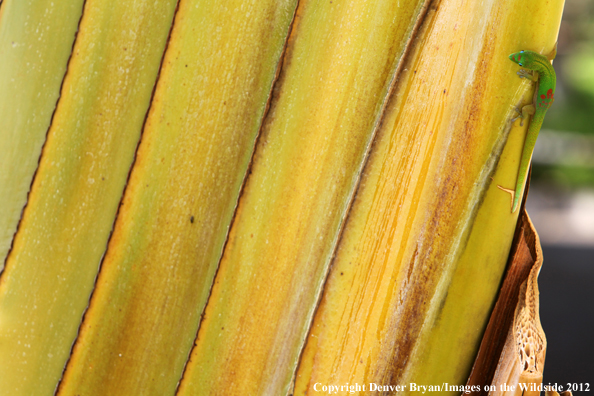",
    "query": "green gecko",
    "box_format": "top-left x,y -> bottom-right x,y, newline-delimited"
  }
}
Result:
498,48 -> 556,213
